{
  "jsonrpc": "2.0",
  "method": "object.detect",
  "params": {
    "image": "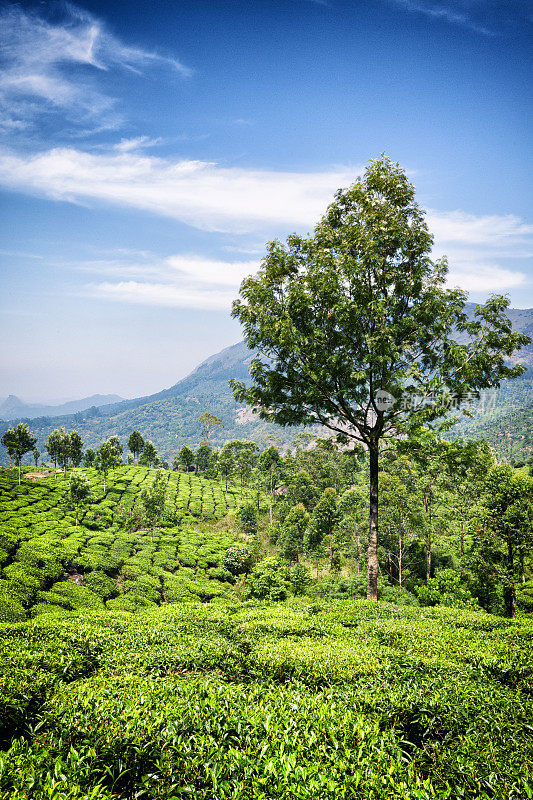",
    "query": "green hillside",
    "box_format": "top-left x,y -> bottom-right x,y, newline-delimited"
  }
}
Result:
2,304 -> 531,466
0,466 -> 255,622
